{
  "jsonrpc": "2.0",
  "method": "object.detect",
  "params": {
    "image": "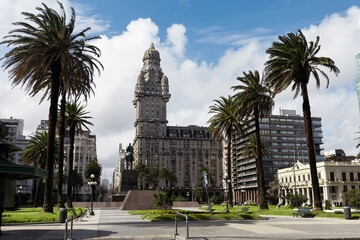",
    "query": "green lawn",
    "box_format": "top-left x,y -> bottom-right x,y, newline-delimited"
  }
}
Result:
200,205 -> 360,218
128,209 -> 261,221
2,207 -> 86,224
